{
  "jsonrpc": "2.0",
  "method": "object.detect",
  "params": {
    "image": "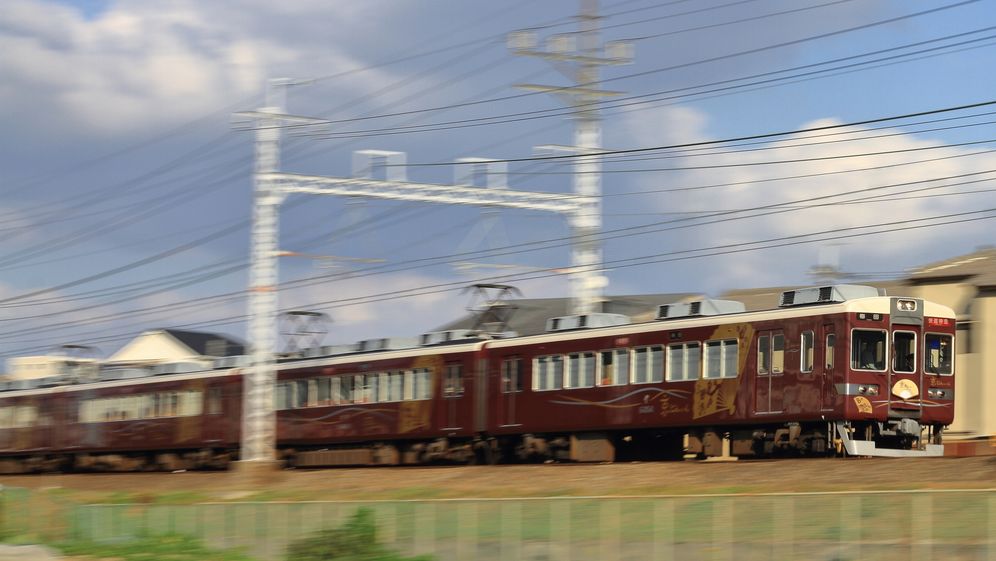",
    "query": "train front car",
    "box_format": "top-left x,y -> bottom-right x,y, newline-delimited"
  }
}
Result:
833,292 -> 955,456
